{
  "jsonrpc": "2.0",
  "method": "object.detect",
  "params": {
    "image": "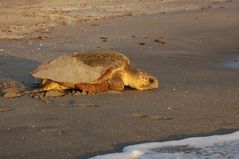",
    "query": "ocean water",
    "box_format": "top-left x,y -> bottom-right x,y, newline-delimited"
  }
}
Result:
90,131 -> 239,159
222,56 -> 239,70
